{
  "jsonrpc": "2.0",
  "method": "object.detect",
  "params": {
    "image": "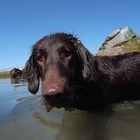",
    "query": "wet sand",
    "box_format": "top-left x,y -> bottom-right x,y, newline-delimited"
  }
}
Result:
1,94 -> 140,140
